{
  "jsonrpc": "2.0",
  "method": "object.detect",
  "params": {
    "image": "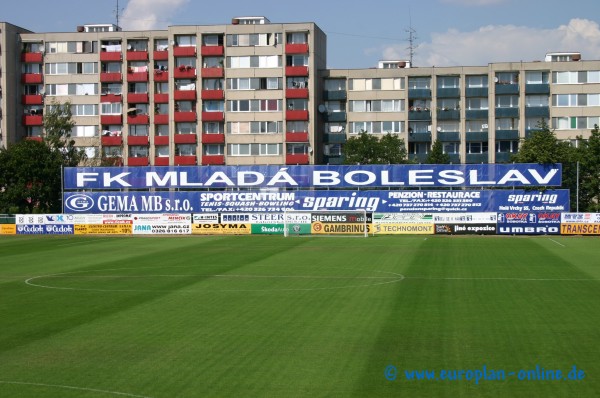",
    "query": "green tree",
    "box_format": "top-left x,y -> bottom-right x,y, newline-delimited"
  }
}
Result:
44,99 -> 85,167
425,140 -> 451,164
344,131 -> 408,164
578,124 -> 600,211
